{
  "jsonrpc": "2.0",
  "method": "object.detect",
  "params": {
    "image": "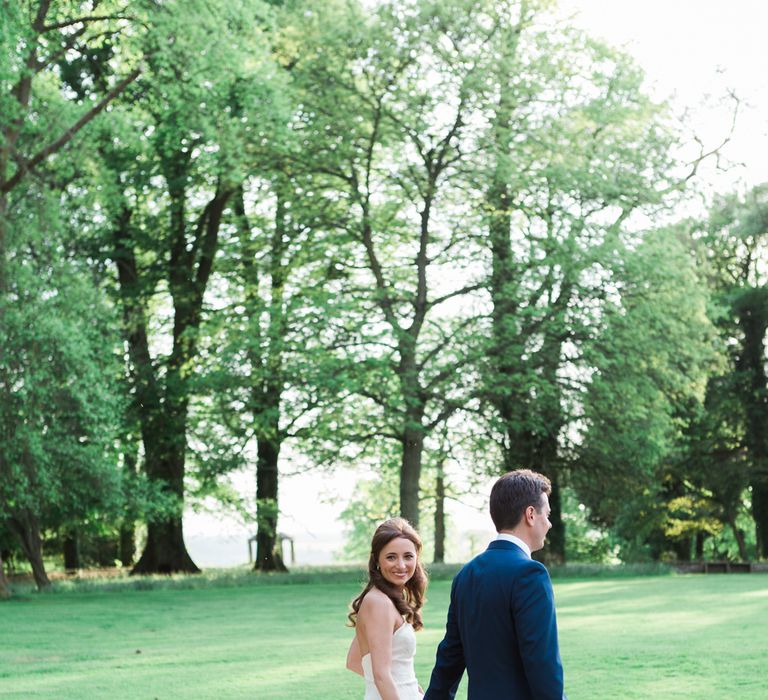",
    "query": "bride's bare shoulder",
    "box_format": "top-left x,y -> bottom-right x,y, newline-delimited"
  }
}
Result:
358,587 -> 397,619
